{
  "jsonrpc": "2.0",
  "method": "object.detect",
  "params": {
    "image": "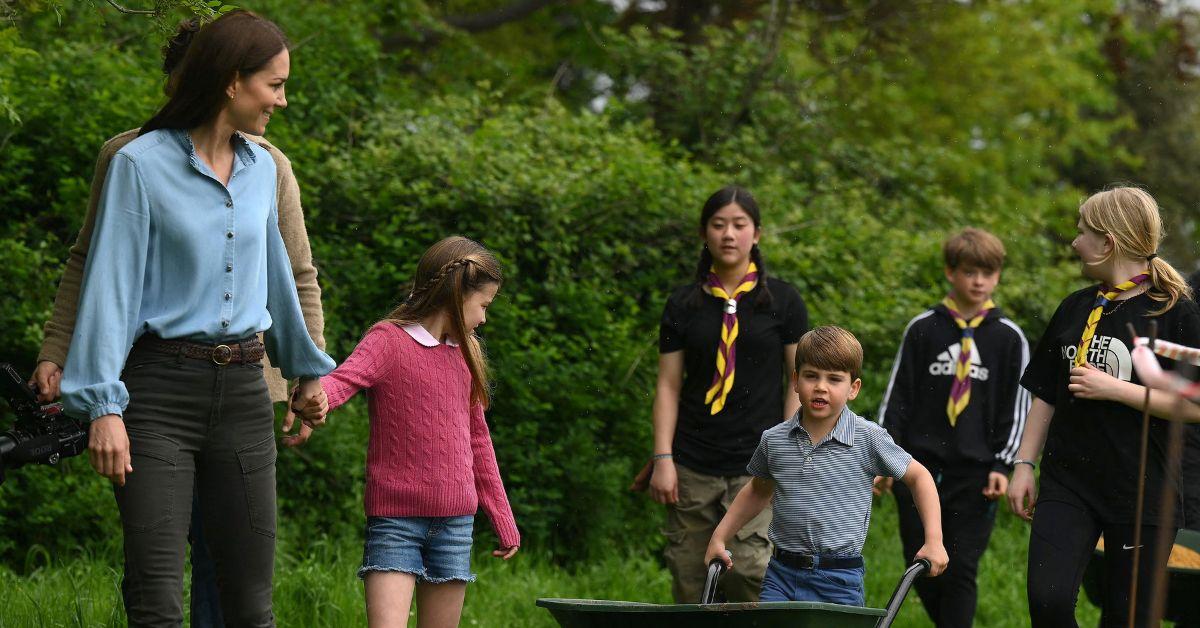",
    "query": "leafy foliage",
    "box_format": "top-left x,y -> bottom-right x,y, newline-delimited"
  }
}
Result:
0,0 -> 1192,569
